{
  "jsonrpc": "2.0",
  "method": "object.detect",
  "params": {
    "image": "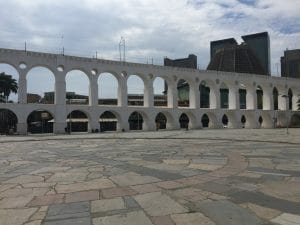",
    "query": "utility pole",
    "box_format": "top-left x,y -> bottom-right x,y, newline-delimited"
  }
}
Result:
119,37 -> 126,62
